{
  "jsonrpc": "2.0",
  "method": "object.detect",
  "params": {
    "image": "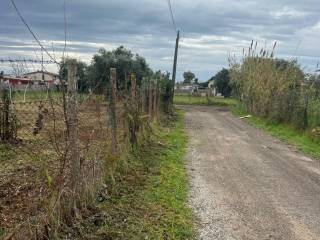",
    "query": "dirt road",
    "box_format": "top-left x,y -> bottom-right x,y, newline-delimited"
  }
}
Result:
182,105 -> 320,240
